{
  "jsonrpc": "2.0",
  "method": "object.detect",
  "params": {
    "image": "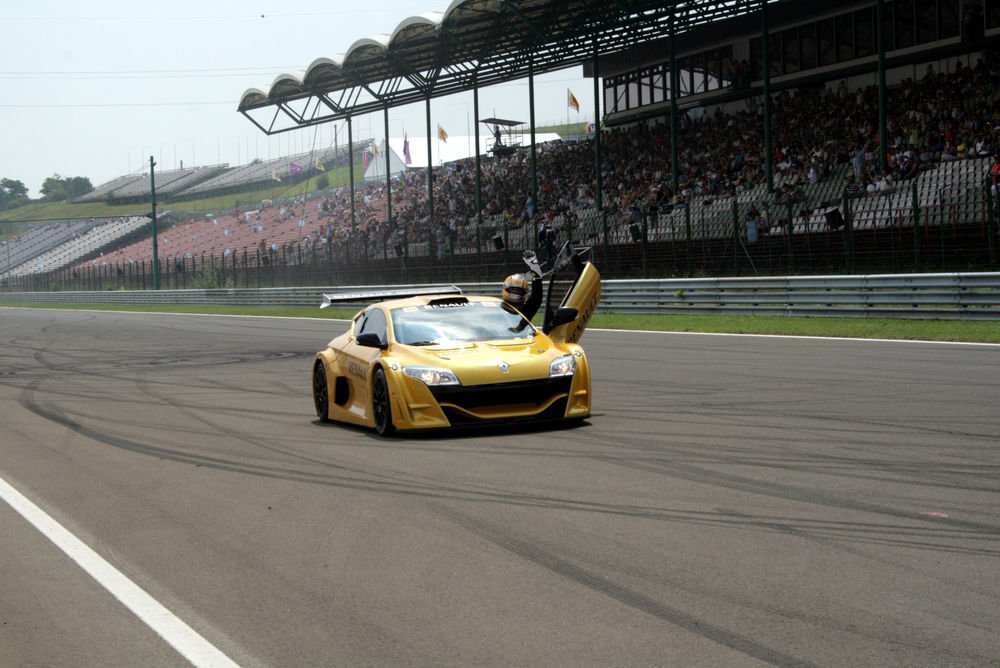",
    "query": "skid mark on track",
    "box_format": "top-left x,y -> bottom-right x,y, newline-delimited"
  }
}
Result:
604,456 -> 1000,537
14,381 -> 707,514
568,420 -> 1000,504
19,379 -> 996,550
18,380 -> 998,570
714,507 -> 1000,608
18,379 -> 454,497
436,506 -> 813,667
